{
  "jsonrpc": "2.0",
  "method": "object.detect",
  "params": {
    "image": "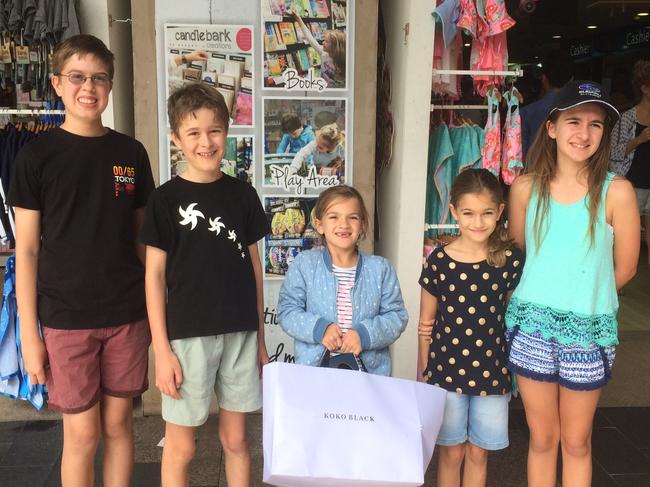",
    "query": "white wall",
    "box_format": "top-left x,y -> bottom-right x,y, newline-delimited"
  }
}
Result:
77,0 -> 134,135
377,0 -> 435,379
